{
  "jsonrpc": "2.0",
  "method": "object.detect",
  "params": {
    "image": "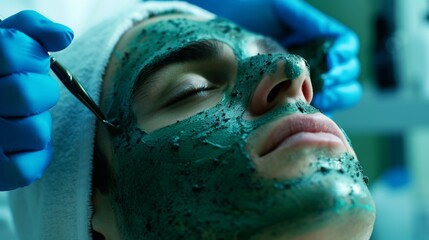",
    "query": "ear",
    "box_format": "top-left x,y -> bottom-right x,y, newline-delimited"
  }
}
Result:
92,189 -> 121,240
